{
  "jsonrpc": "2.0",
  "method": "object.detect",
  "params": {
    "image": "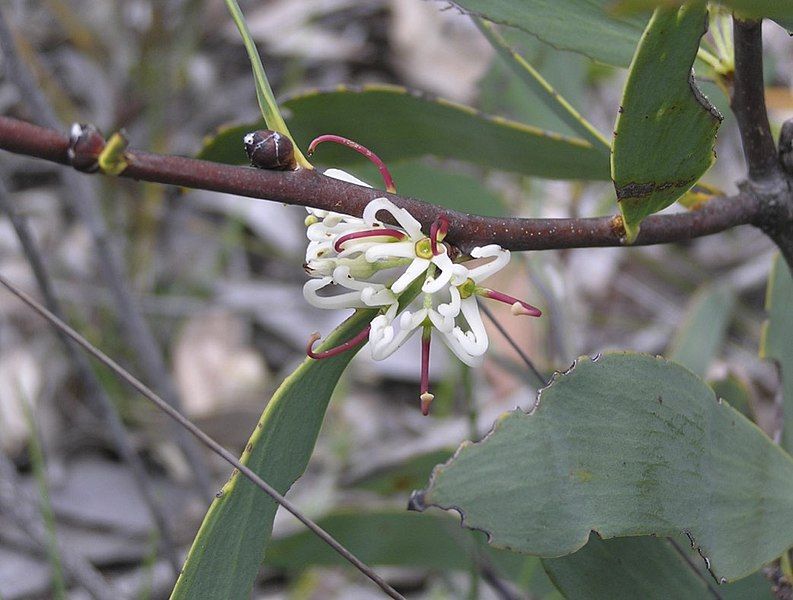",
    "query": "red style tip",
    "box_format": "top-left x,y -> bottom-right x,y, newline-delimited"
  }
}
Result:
308,134 -> 396,193
483,289 -> 542,317
306,326 -> 371,360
